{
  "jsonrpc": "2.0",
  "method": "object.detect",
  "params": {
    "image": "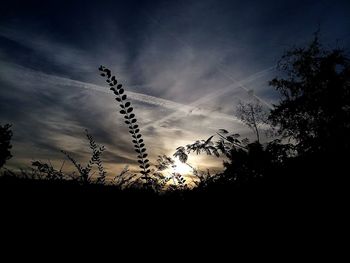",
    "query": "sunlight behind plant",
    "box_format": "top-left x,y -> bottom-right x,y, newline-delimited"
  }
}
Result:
173,158 -> 192,175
